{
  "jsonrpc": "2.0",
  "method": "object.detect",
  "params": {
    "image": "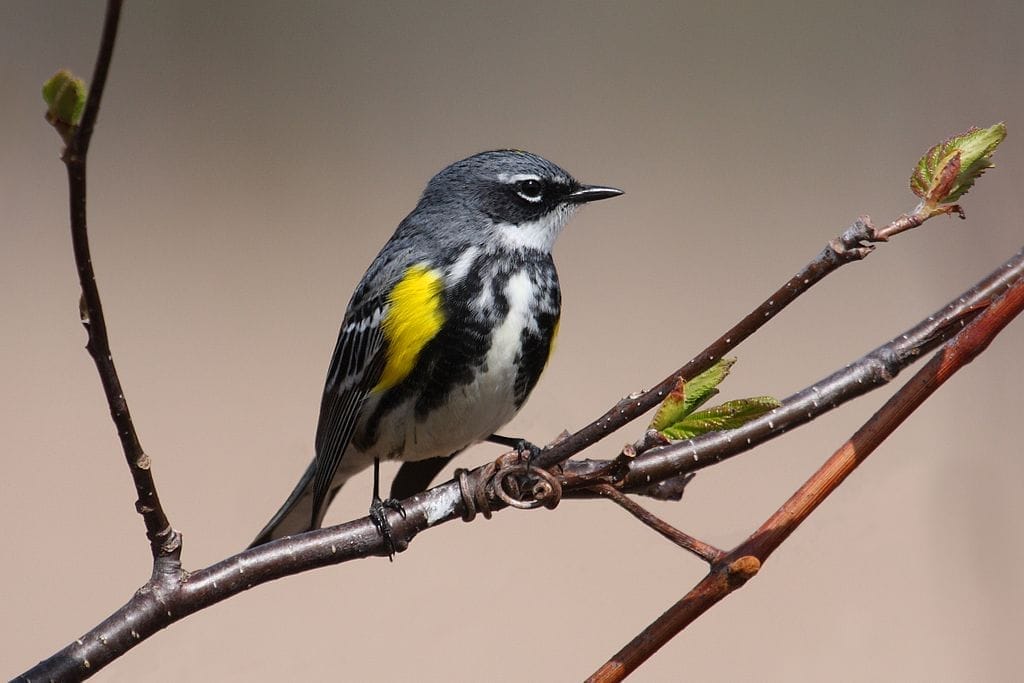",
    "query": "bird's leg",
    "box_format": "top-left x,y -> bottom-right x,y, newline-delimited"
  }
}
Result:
487,433 -> 542,471
369,457 -> 406,561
